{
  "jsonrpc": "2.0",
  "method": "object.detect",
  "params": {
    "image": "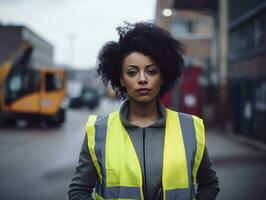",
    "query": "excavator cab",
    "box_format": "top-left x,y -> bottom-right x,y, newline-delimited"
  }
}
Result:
0,42 -> 66,127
